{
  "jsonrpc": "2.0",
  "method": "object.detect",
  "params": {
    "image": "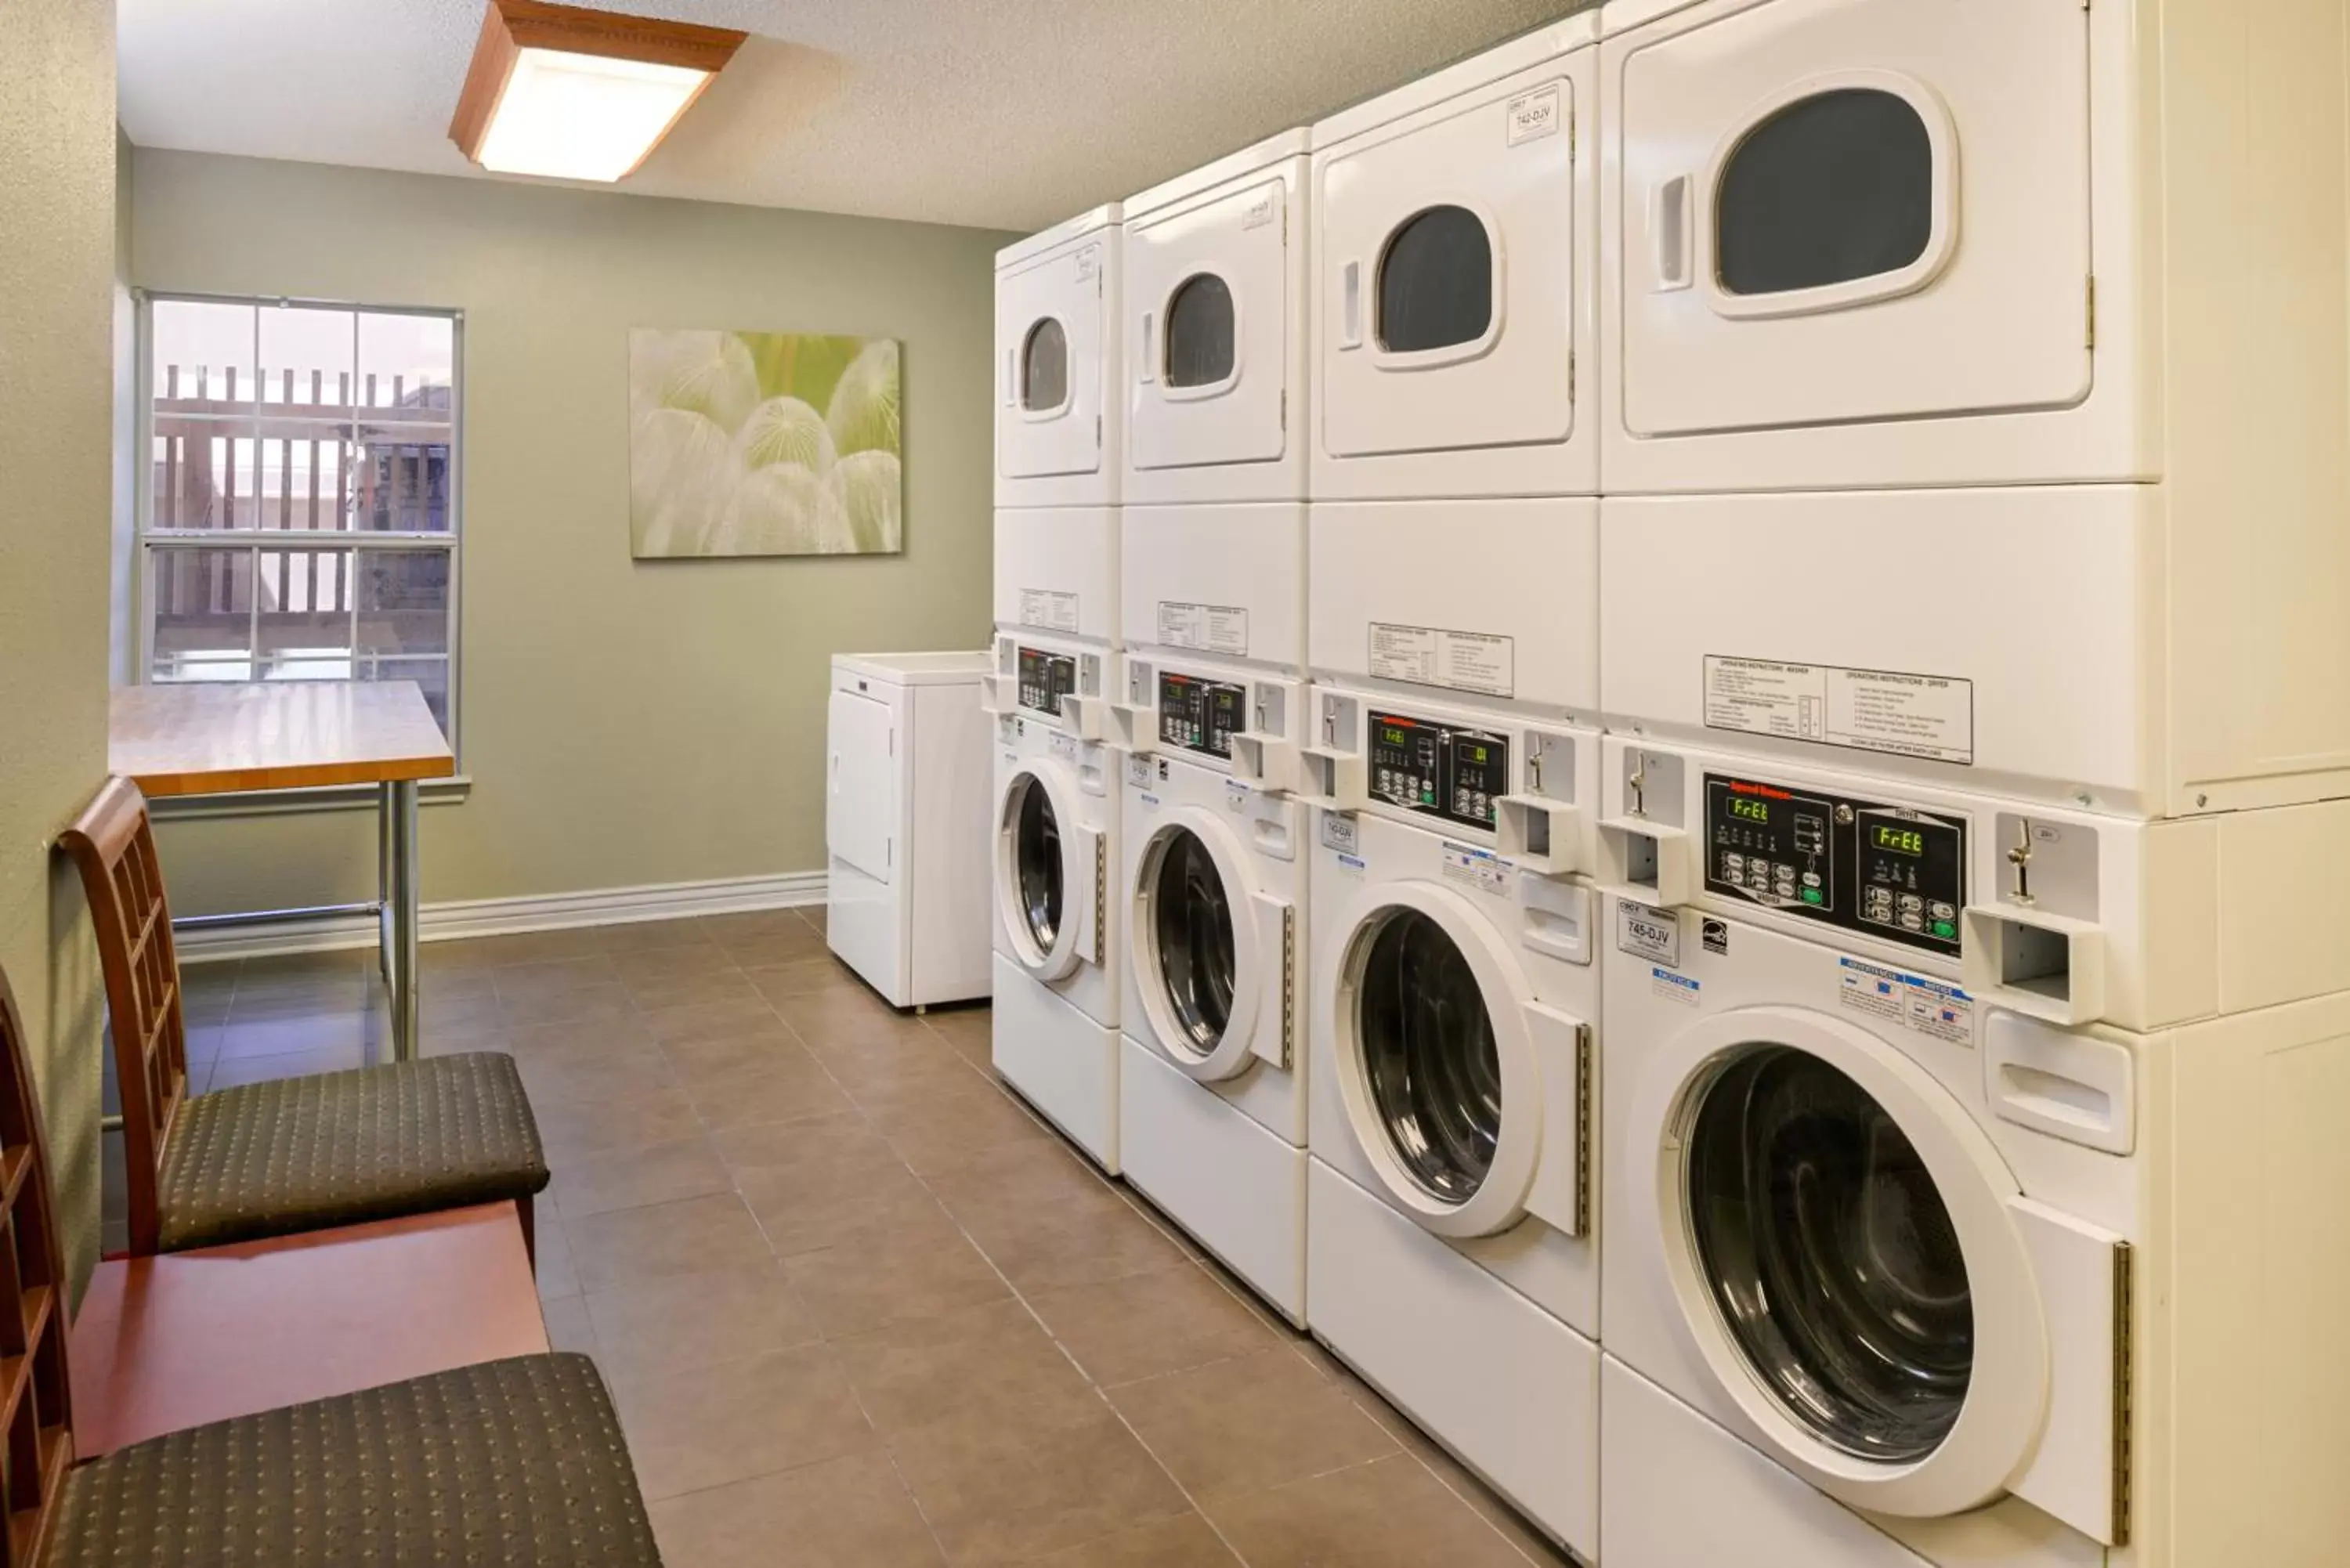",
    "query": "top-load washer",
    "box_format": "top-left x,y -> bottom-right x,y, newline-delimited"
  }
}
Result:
1599,0 -> 2350,497
1310,15 -> 1600,500
1122,129 -> 1311,506
996,204 -> 1122,508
